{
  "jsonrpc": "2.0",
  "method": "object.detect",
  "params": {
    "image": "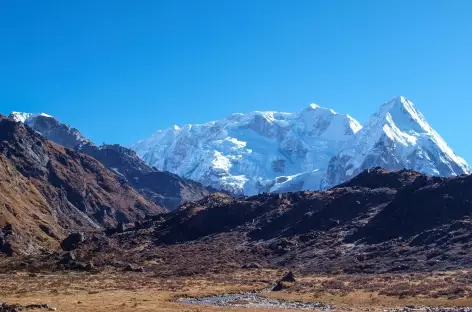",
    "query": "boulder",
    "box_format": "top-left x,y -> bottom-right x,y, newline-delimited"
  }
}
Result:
61,232 -> 85,251
0,241 -> 13,256
242,262 -> 262,269
272,271 -> 297,291
70,262 -> 88,271
58,259 -> 96,272
272,281 -> 291,291
3,224 -> 13,236
117,222 -> 127,233
57,251 -> 76,265
0,303 -> 56,311
123,264 -> 144,272
0,224 -> 14,256
85,261 -> 95,271
280,271 -> 296,282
